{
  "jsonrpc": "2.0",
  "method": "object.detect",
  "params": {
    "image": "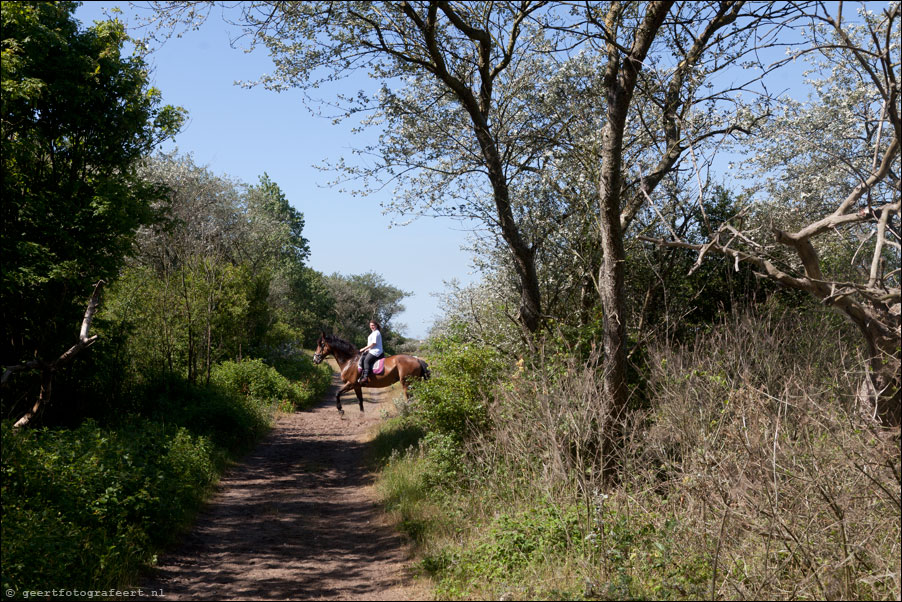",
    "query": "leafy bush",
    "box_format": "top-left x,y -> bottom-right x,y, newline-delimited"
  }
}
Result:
424,503 -> 584,599
160,378 -> 274,453
1,352 -> 331,599
268,353 -> 333,408
408,336 -> 506,441
420,431 -> 464,488
1,419 -> 219,596
211,357 -> 330,413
